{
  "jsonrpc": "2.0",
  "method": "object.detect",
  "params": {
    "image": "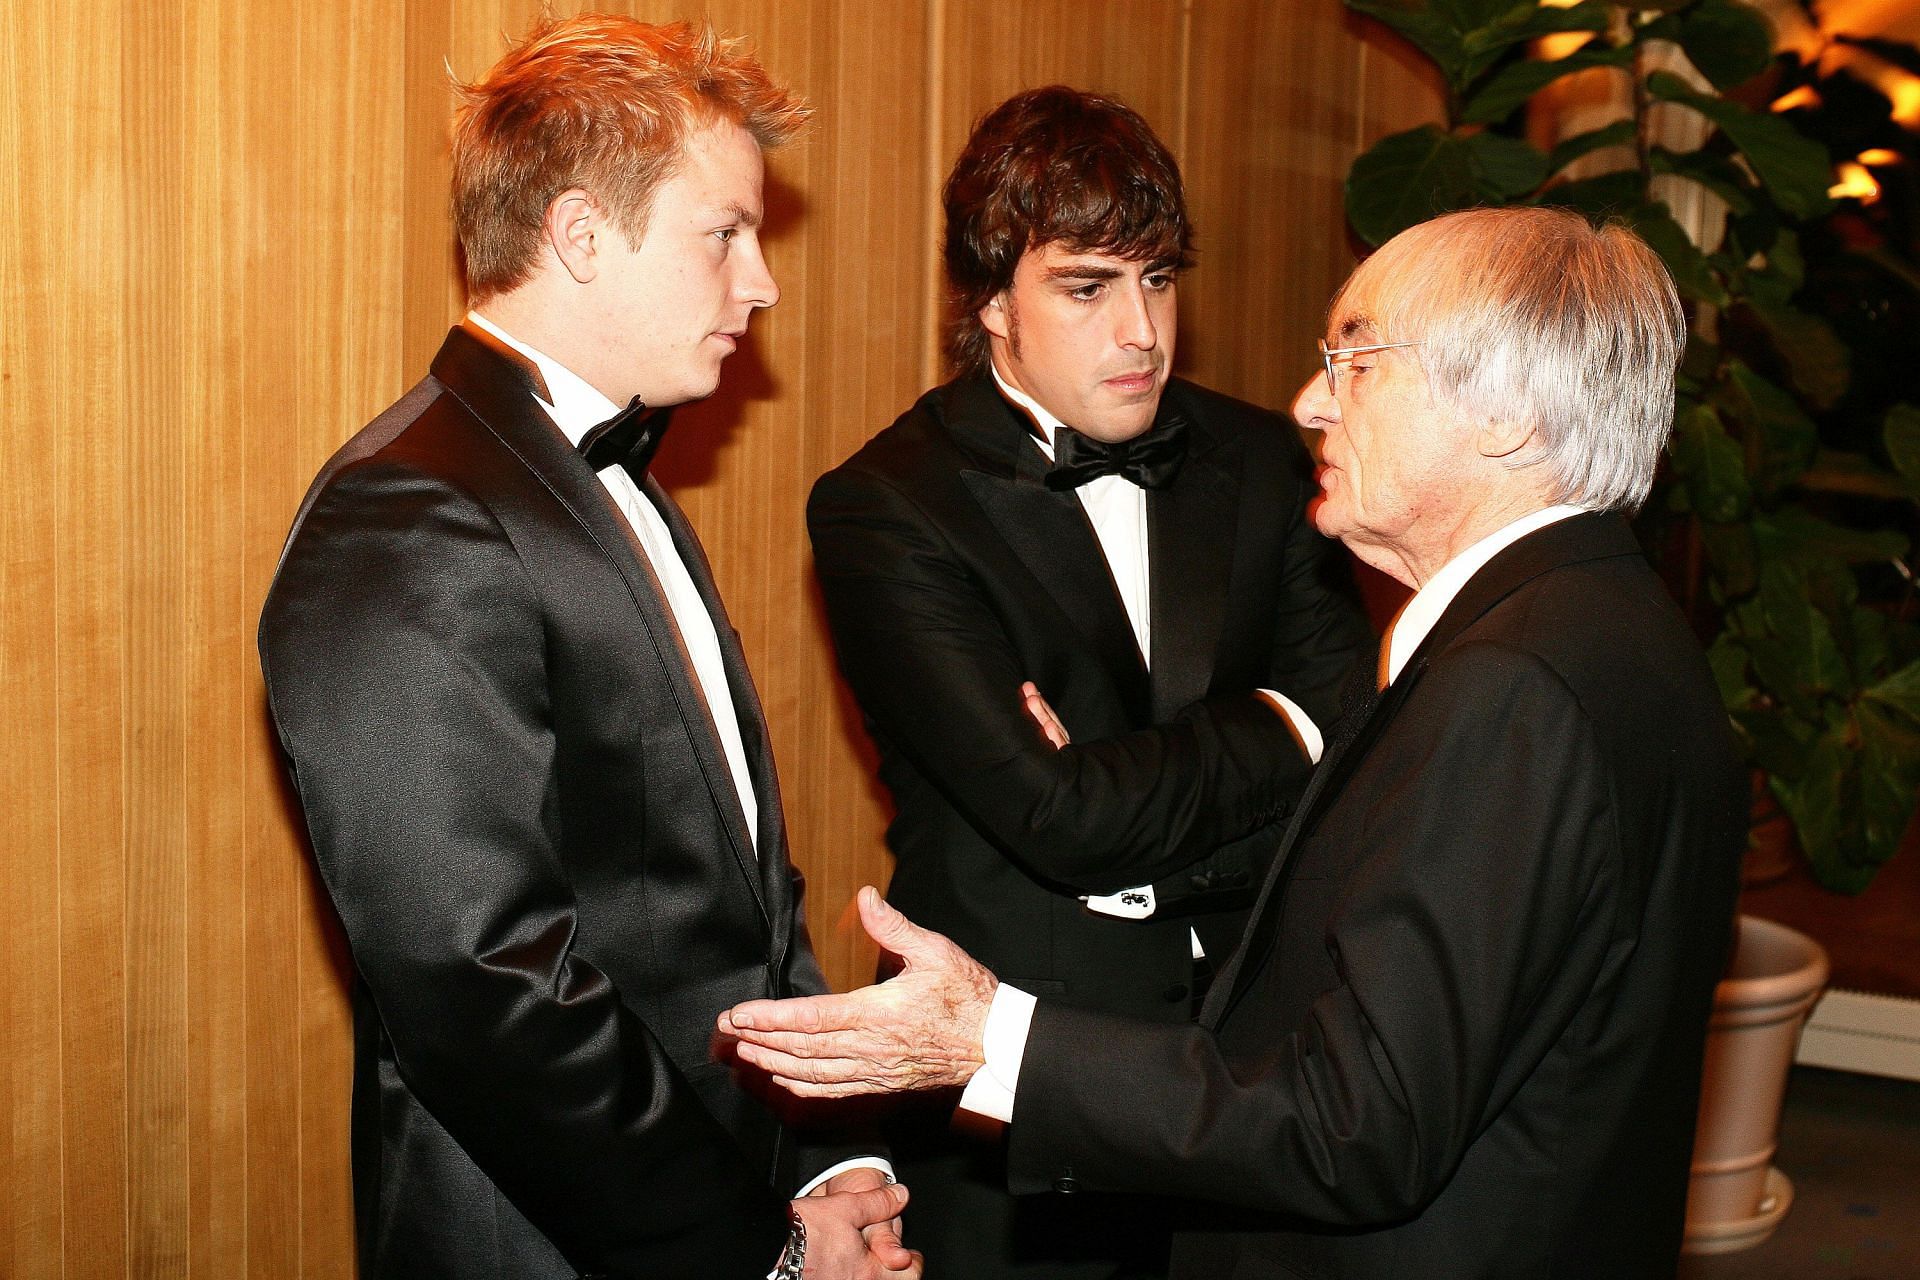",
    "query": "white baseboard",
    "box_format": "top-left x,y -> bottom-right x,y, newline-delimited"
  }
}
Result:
1795,987 -> 1920,1081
